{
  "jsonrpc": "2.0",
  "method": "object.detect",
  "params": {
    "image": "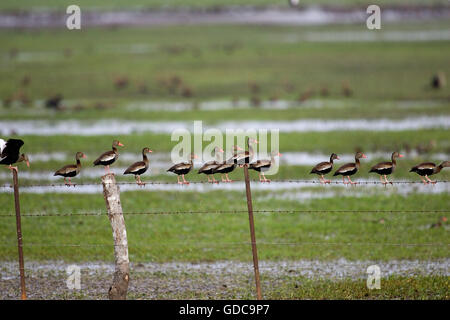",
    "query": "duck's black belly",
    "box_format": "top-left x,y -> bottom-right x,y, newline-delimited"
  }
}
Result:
371,167 -> 393,175
62,171 -> 78,178
215,164 -> 236,174
129,167 -> 148,176
174,167 -> 192,175
414,168 -> 434,176
96,157 -> 117,166
335,167 -> 358,176
201,168 -> 215,175
314,166 -> 332,175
